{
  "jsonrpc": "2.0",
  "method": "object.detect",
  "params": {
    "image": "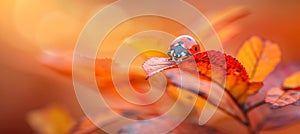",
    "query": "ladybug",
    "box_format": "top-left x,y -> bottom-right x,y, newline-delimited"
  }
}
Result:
168,35 -> 201,62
